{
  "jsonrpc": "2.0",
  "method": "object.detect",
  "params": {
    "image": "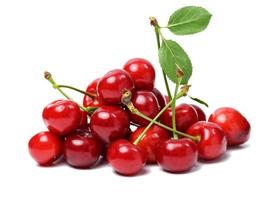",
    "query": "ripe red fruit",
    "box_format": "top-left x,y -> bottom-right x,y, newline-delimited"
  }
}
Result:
129,125 -> 171,163
97,69 -> 134,104
28,131 -> 62,165
123,58 -> 155,90
208,107 -> 251,146
156,138 -> 198,173
191,104 -> 206,121
187,121 -> 227,160
152,88 -> 166,108
130,90 -> 160,126
64,131 -> 101,168
78,110 -> 88,129
83,78 -> 105,108
42,100 -> 81,136
90,105 -> 130,144
160,103 -> 198,133
107,139 -> 146,175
